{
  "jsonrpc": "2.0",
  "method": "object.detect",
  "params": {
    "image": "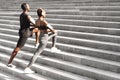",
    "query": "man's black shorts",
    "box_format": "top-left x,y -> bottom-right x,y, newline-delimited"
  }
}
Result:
17,28 -> 33,48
